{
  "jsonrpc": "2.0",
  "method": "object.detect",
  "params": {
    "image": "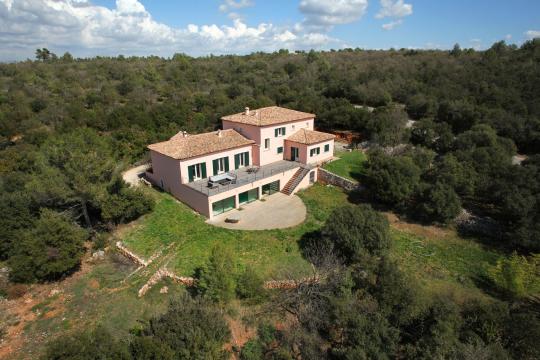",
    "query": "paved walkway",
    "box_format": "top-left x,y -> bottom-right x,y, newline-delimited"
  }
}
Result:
206,192 -> 306,230
122,164 -> 151,187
